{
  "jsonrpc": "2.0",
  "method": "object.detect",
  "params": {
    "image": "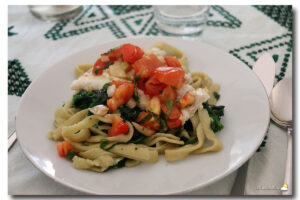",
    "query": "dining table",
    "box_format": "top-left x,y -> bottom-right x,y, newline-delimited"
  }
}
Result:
8,5 -> 293,195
